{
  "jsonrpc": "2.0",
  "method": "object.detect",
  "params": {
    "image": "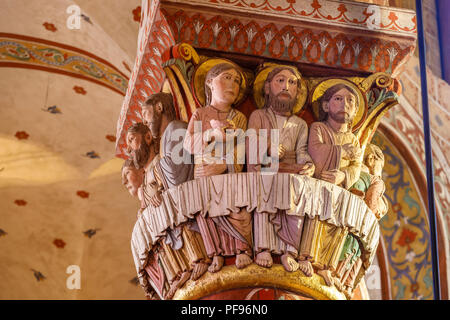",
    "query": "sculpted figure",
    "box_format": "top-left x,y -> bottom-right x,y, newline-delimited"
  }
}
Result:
140,93 -> 210,299
247,65 -> 315,273
335,143 -> 388,296
122,158 -> 162,300
361,143 -> 388,219
184,61 -> 253,273
305,83 -> 363,286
